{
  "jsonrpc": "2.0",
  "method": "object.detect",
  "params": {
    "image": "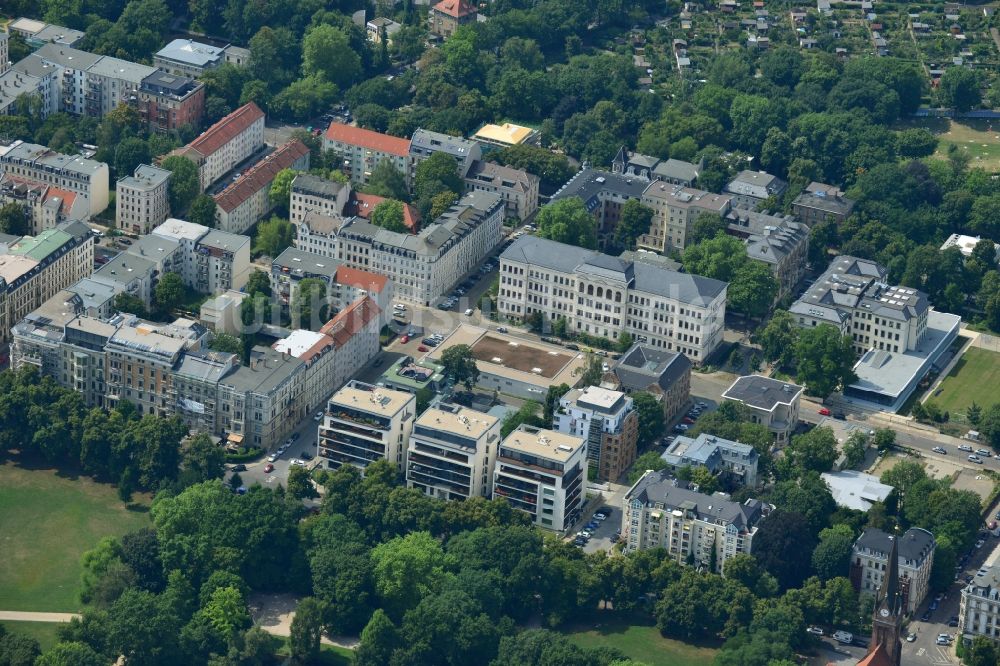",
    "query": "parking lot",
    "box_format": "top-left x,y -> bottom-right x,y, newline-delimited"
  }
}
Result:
575,505 -> 620,552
